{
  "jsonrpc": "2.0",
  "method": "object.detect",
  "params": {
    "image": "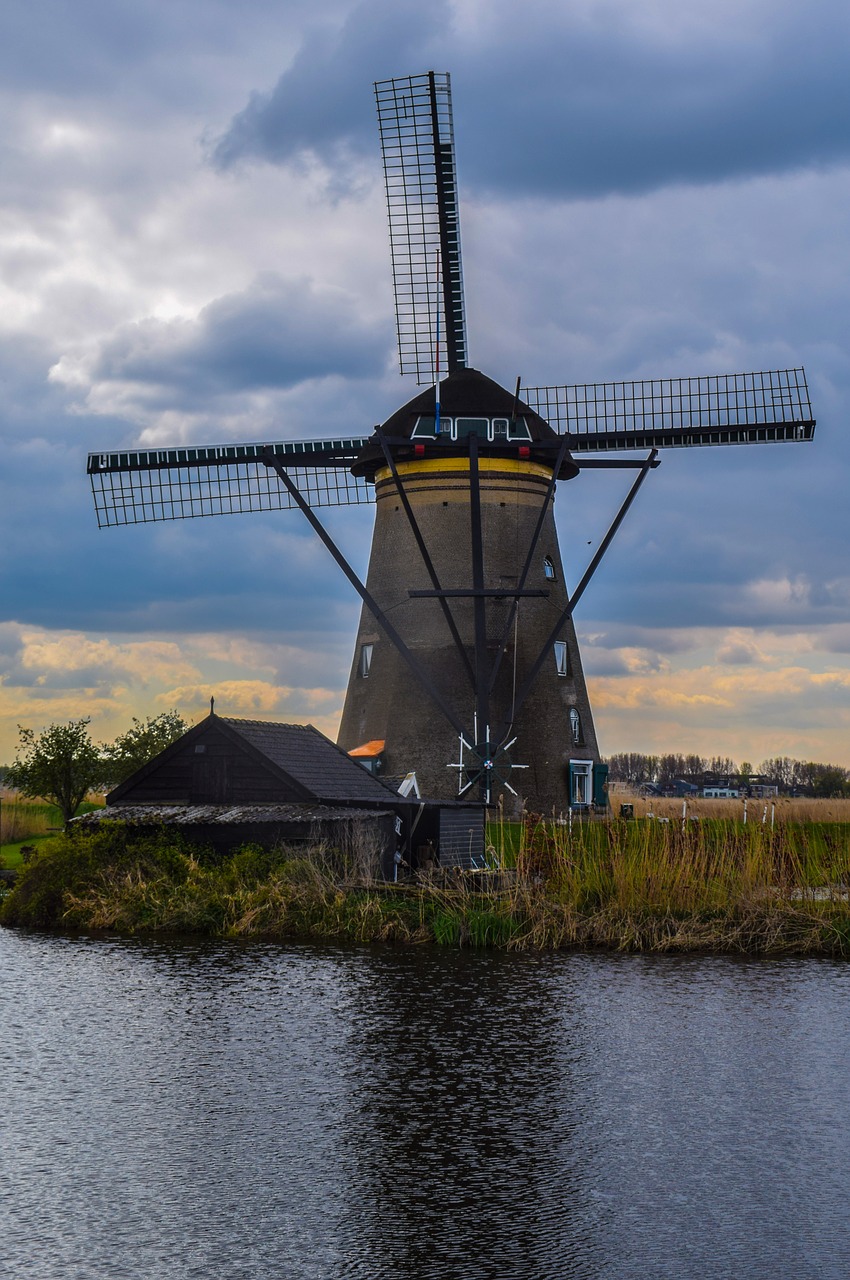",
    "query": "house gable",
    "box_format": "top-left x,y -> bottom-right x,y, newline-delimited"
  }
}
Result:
108,716 -> 314,806
107,713 -> 401,808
